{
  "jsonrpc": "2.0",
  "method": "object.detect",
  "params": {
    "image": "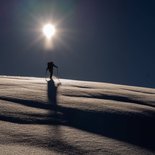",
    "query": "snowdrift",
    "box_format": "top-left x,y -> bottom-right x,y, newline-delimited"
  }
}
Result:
0,76 -> 155,155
